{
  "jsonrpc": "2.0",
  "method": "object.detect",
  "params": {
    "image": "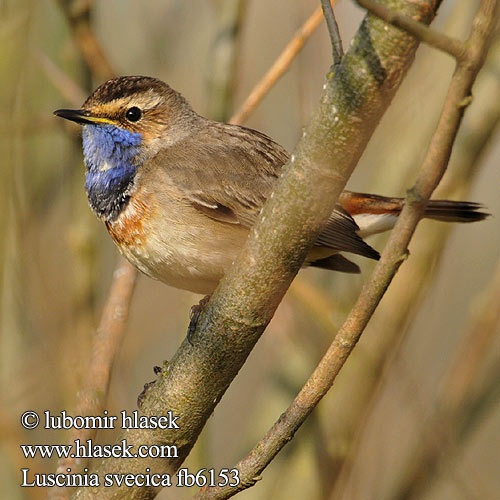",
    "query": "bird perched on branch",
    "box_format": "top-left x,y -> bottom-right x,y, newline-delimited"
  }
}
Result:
54,76 -> 488,295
